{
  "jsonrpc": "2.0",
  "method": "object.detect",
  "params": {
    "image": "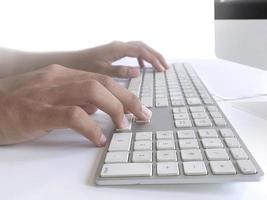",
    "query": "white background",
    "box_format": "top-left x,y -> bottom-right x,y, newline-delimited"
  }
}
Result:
0,0 -> 215,59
